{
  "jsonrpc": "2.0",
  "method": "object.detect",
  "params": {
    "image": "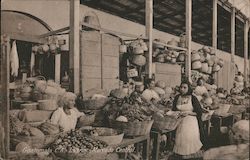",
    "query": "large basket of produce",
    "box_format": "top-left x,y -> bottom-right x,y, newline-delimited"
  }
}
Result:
80,127 -> 124,145
83,97 -> 109,110
152,111 -> 182,131
76,111 -> 96,127
109,118 -> 153,136
10,116 -> 61,149
50,130 -> 108,160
